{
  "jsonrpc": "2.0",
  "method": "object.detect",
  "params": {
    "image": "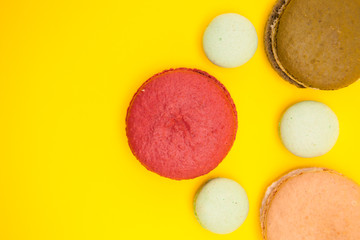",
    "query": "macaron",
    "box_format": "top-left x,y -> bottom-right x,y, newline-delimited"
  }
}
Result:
203,13 -> 258,68
194,178 -> 249,234
265,0 -> 360,90
261,168 -> 360,240
280,101 -> 339,158
126,68 -> 237,180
